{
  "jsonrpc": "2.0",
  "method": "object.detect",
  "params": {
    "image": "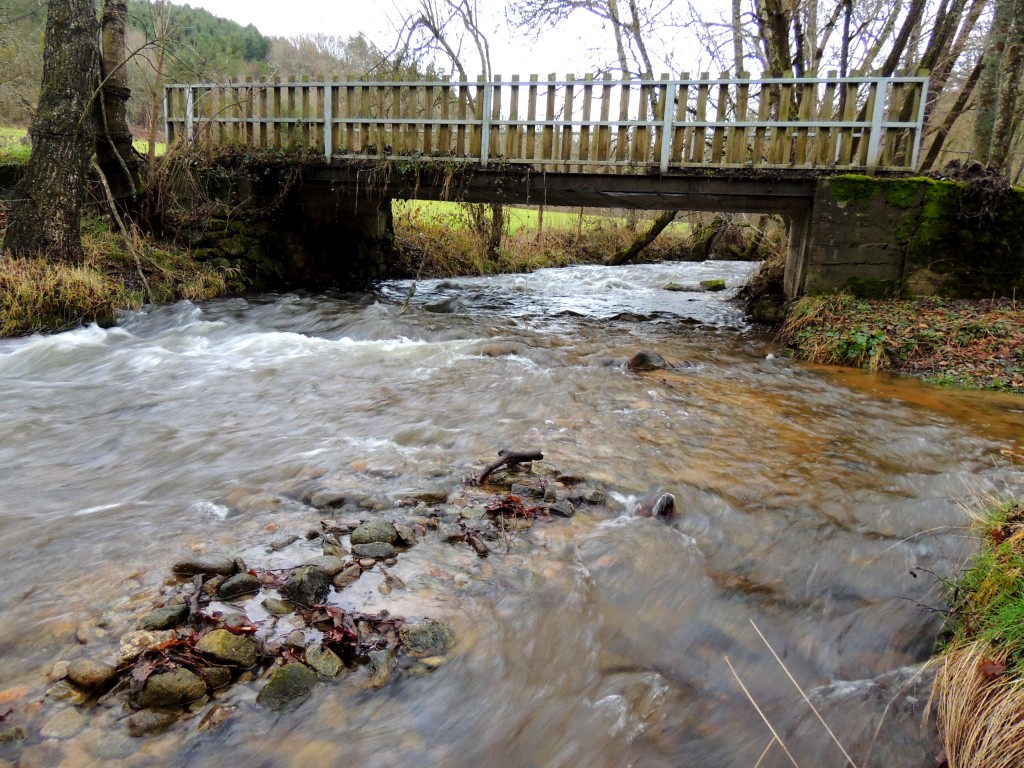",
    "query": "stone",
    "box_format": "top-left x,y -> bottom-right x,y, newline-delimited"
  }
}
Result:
510,482 -> 544,499
305,555 -> 346,576
332,565 -> 362,589
350,520 -> 398,546
366,648 -> 394,689
200,666 -> 232,690
269,534 -> 300,551
393,523 -> 418,545
663,282 -> 687,291
135,668 -> 206,708
583,488 -> 607,505
279,566 -> 330,607
0,724 -> 26,743
171,556 -> 237,577
256,664 -> 317,711
307,488 -> 351,508
438,524 -> 464,543
196,629 -> 258,668
137,603 -> 190,631
458,507 -> 486,521
399,618 -> 453,659
351,542 -> 397,559
700,278 -> 726,291
39,708 -> 86,739
44,680 -> 89,705
322,542 -> 347,558
118,630 -> 176,666
66,659 -> 118,693
548,501 -> 576,518
305,645 -> 344,678
261,597 -> 294,616
218,573 -> 261,600
626,351 -> 668,371
83,730 -> 137,759
284,630 -> 306,650
126,709 -> 178,737
357,558 -> 377,569
405,490 -> 448,505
